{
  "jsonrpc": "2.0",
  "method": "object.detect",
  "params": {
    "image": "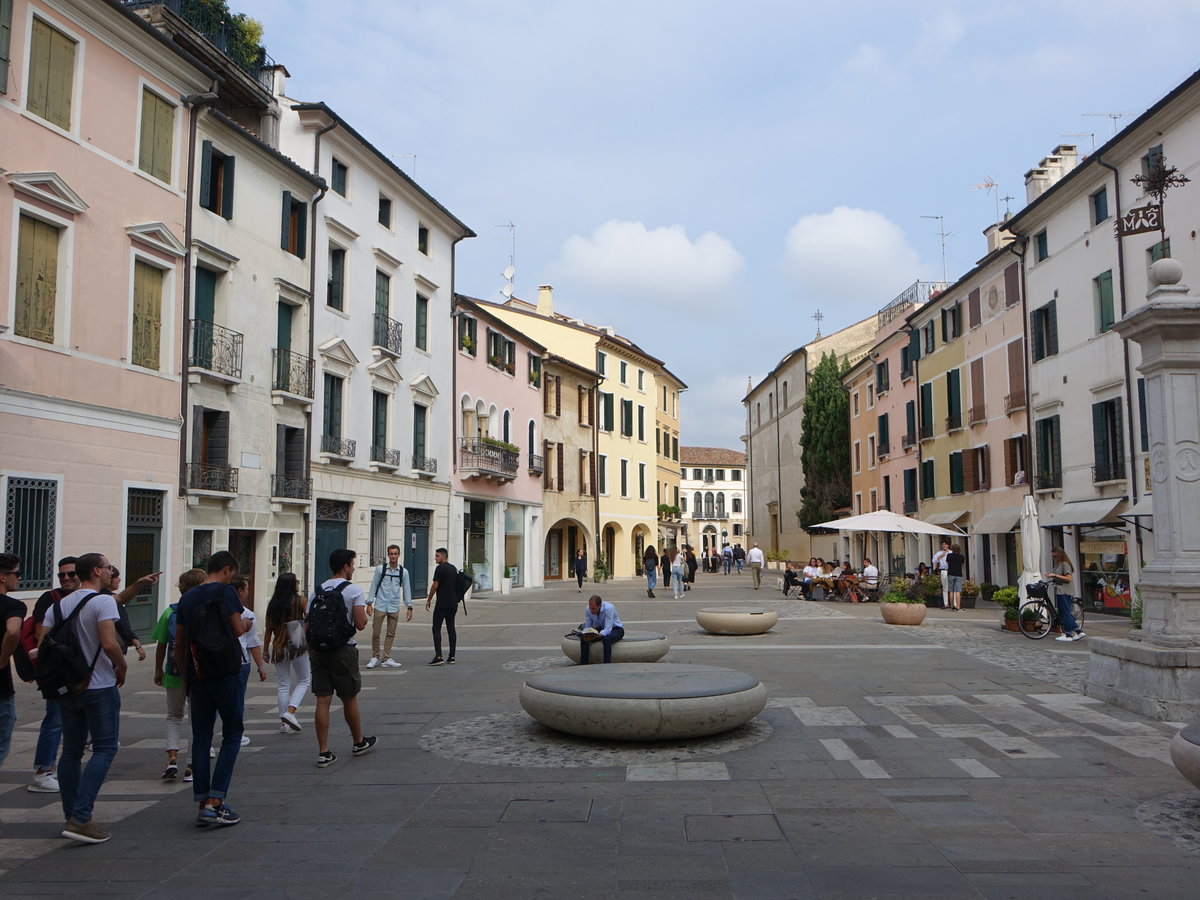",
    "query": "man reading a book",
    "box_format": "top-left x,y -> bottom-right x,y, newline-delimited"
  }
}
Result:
577,596 -> 625,664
